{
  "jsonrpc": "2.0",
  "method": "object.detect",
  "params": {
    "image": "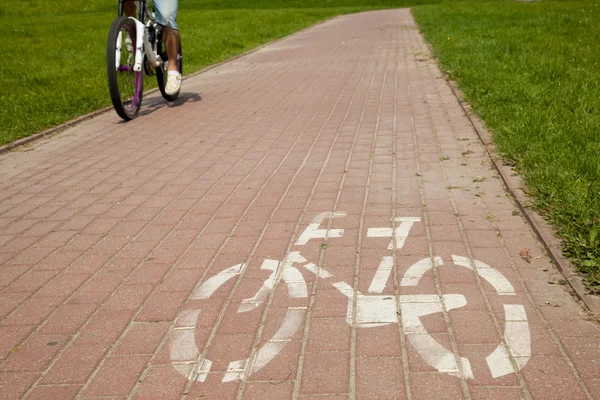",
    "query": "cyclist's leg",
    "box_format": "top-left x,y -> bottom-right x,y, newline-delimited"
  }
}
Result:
154,0 -> 180,71
123,0 -> 137,17
163,27 -> 180,72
